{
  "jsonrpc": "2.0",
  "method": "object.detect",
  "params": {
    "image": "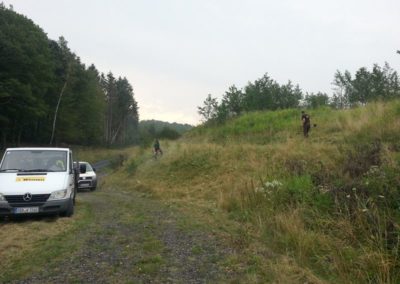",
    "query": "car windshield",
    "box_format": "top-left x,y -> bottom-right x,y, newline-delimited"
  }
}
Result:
0,150 -> 68,172
82,162 -> 93,172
